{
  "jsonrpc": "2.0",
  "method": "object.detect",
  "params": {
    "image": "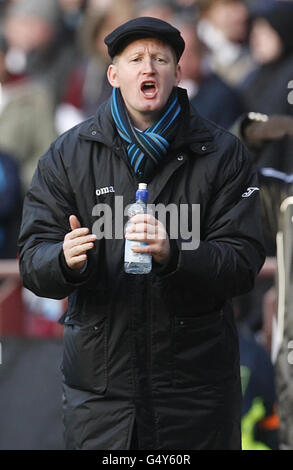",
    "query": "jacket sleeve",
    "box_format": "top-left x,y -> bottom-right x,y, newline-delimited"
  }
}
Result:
18,144 -> 94,300
160,138 -> 266,304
